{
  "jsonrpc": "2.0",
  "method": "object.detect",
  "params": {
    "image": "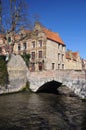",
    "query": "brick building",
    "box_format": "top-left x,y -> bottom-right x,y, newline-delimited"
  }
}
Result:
0,22 -> 83,71
82,59 -> 86,70
65,50 -> 82,70
14,22 -> 66,71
